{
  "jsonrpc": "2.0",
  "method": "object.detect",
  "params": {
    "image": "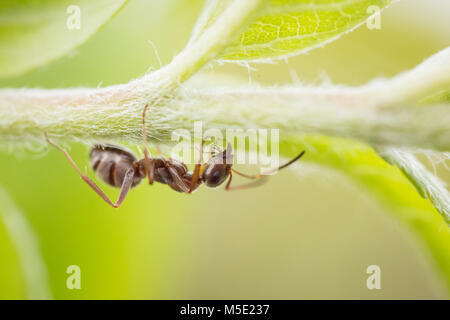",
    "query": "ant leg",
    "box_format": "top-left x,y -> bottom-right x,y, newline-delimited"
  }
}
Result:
167,166 -> 191,193
189,139 -> 204,193
142,104 -> 154,185
44,132 -> 132,208
115,167 -> 135,208
225,170 -> 233,190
